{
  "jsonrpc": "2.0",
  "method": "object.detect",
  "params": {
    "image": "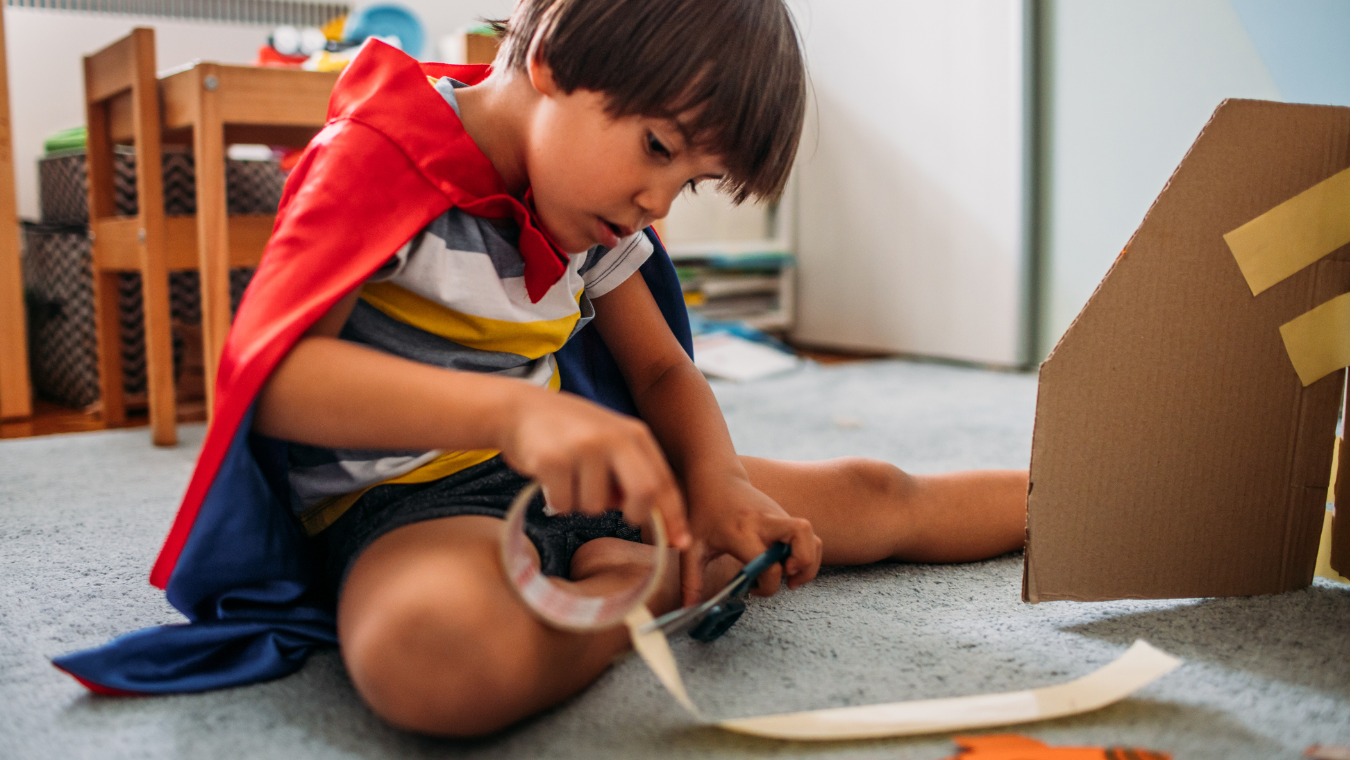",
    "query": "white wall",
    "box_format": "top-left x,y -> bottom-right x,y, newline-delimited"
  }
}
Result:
1034,0 -> 1349,359
7,9 -> 261,220
3,2 -> 512,220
